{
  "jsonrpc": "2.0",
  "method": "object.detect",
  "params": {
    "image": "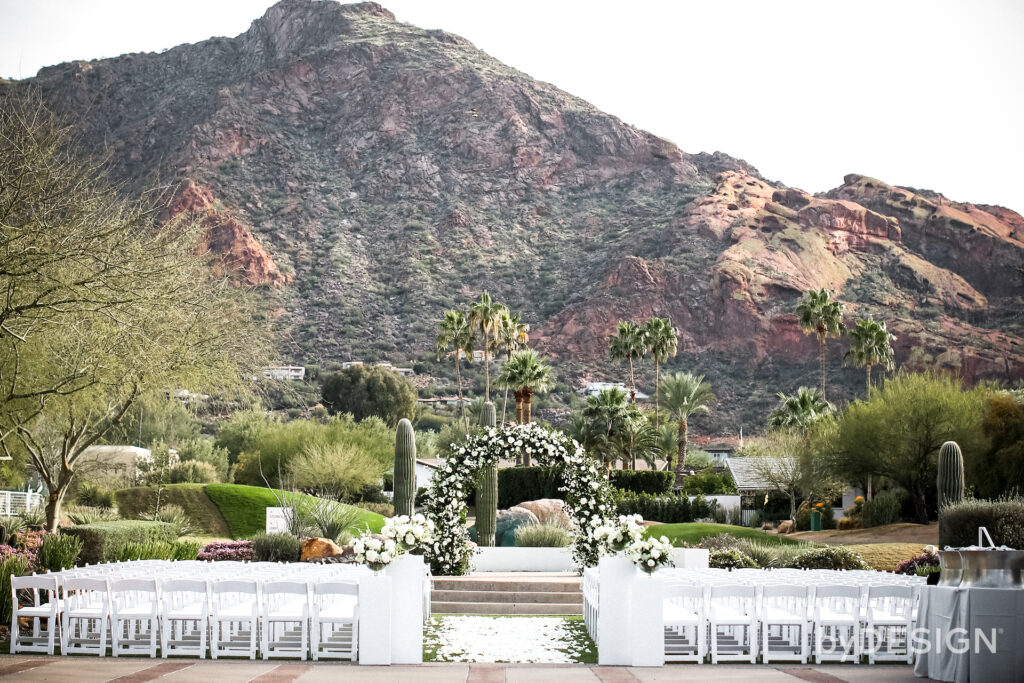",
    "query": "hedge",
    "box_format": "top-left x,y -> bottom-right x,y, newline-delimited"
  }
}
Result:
609,470 -> 673,495
496,467 -> 567,509
939,497 -> 1024,549
615,492 -> 715,523
65,520 -> 179,564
